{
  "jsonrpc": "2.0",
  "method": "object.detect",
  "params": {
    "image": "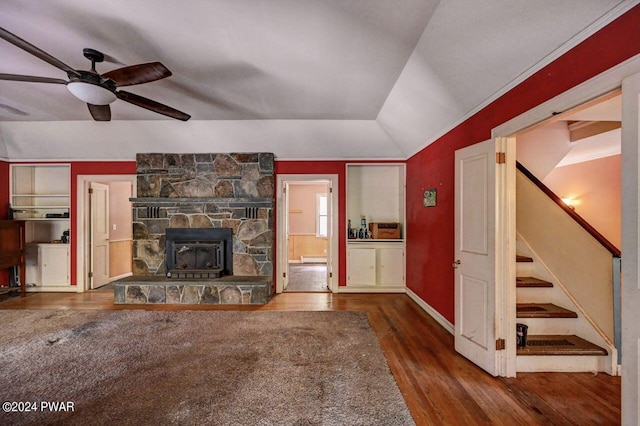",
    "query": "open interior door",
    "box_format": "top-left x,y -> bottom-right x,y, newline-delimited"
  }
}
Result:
90,182 -> 110,289
454,138 -> 508,376
621,72 -> 640,425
